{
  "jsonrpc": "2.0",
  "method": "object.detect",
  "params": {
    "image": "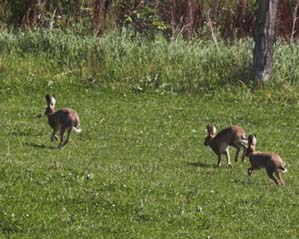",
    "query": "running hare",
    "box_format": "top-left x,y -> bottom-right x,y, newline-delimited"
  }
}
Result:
204,125 -> 247,167
45,95 -> 81,147
246,134 -> 287,185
